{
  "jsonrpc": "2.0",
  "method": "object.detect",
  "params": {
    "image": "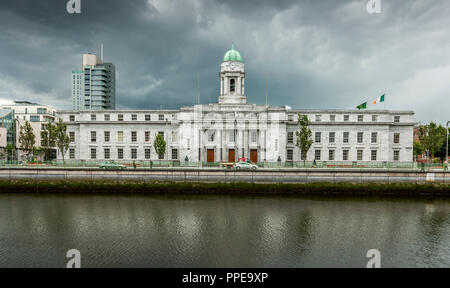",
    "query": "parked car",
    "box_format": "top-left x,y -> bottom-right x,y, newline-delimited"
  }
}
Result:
235,159 -> 258,170
99,161 -> 126,170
